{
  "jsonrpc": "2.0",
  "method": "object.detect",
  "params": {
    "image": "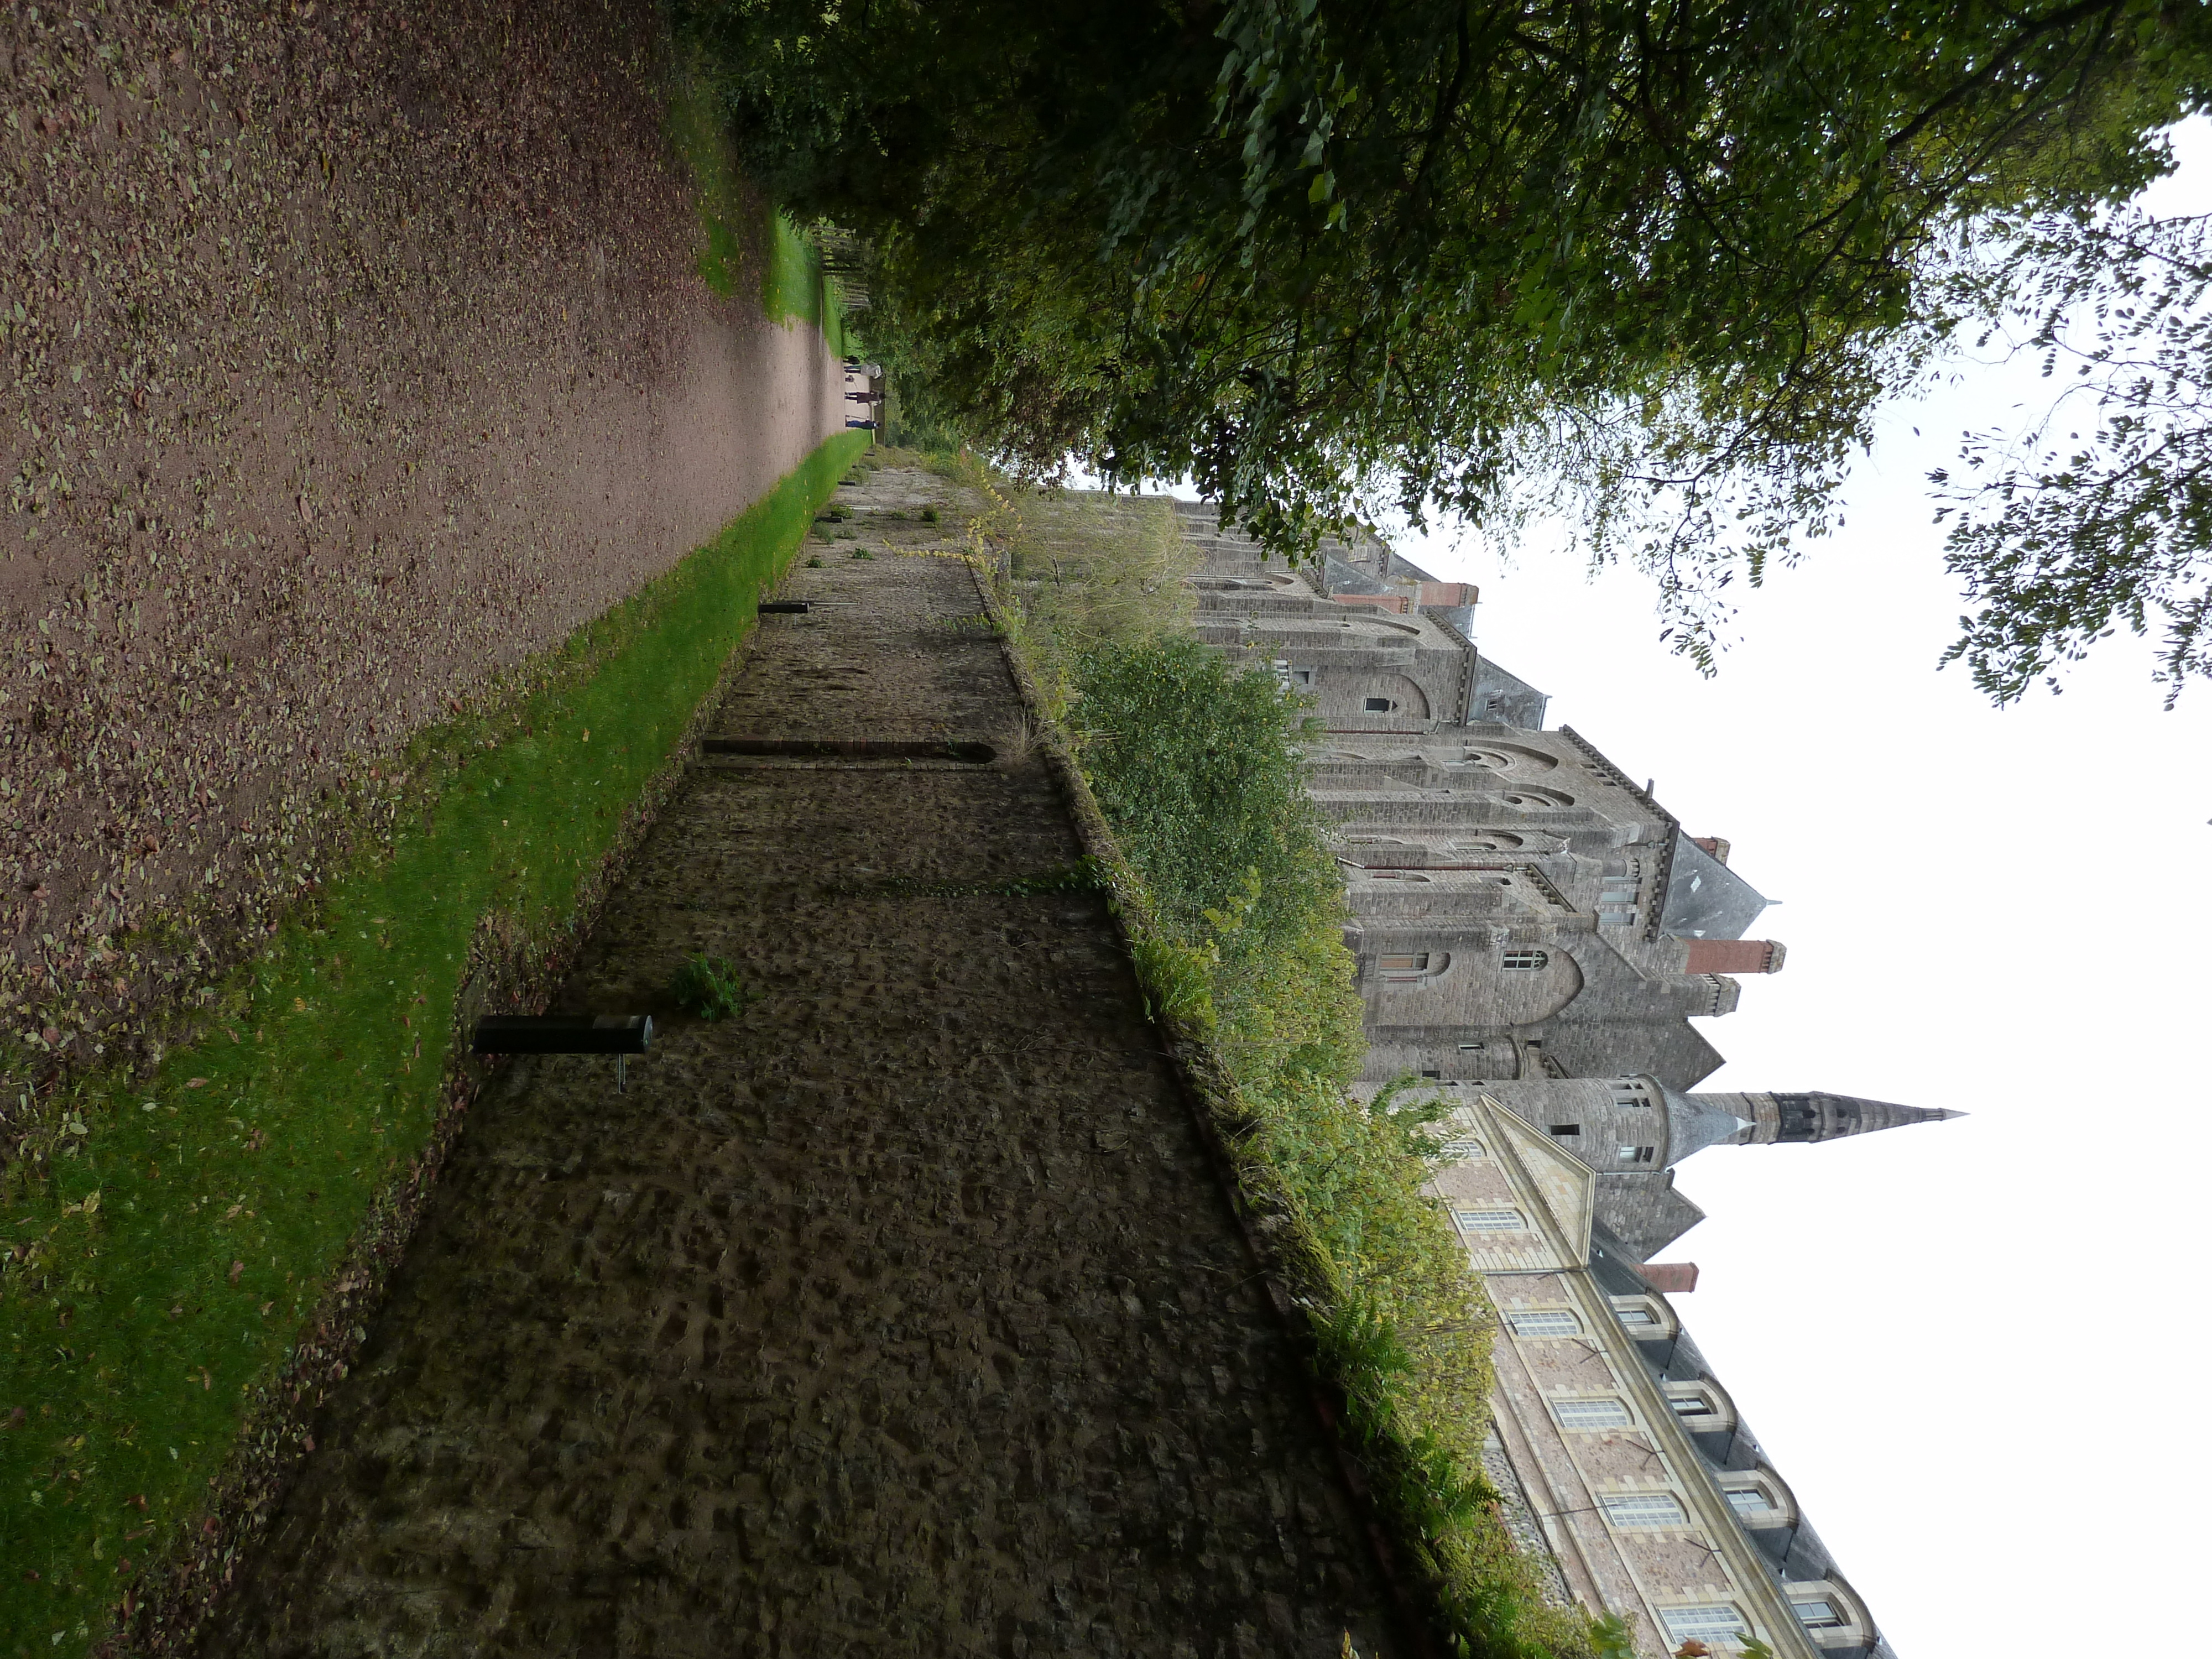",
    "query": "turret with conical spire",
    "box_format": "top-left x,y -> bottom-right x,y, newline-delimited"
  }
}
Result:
1673,1088 -> 1965,1155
